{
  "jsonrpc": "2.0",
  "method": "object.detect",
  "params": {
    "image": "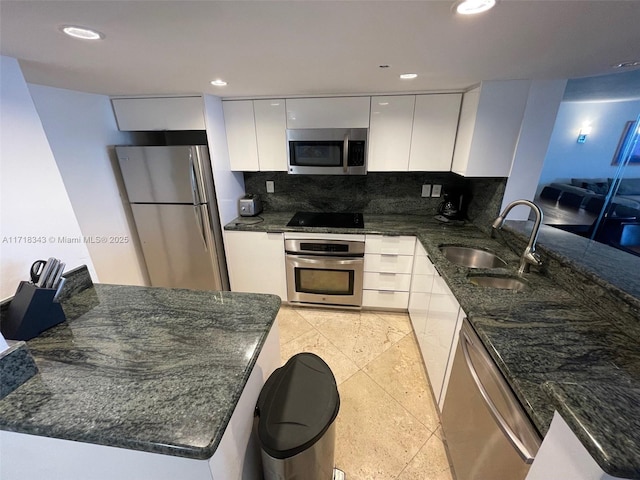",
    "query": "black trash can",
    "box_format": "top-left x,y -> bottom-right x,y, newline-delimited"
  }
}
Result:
256,352 -> 342,480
